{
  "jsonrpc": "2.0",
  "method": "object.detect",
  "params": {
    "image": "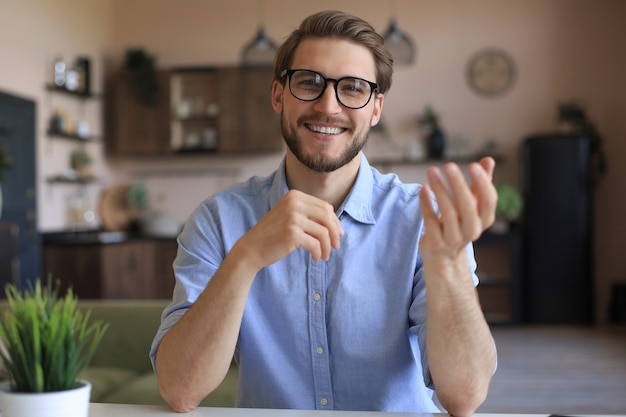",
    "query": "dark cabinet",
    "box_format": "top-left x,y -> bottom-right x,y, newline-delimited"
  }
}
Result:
0,223 -> 19,293
107,66 -> 282,156
521,134 -> 593,324
0,91 -> 40,286
474,230 -> 522,324
43,239 -> 178,299
106,70 -> 171,156
214,67 -> 282,153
